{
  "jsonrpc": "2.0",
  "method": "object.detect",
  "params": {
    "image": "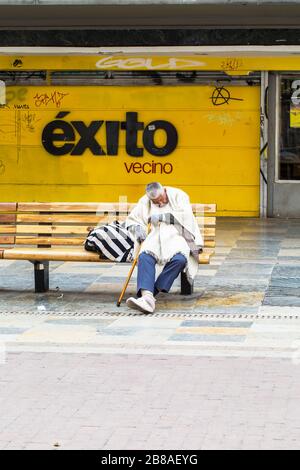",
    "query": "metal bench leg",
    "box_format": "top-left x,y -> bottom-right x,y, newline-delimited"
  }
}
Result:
33,261 -> 49,293
180,272 -> 194,295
